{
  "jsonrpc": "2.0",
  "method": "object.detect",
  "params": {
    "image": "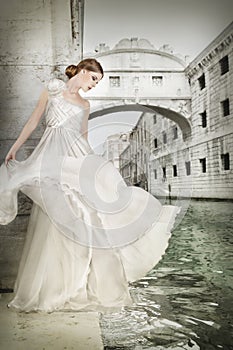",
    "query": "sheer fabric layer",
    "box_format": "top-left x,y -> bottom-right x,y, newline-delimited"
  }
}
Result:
0,78 -> 181,312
